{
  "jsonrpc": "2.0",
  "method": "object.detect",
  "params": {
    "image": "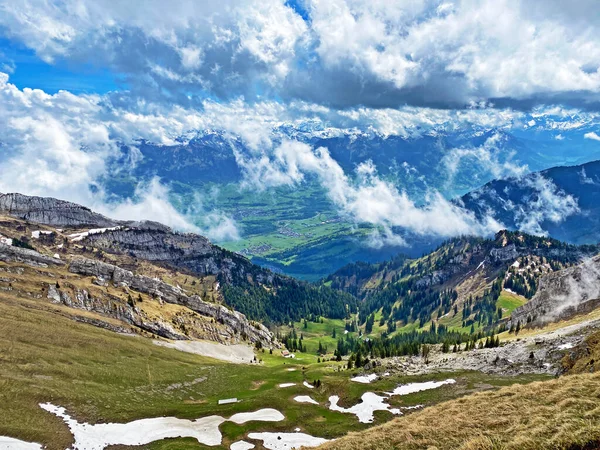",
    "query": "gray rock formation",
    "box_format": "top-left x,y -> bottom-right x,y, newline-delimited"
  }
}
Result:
510,255 -> 600,327
81,227 -> 274,284
68,257 -> 273,345
489,244 -> 519,262
0,243 -> 64,267
0,193 -> 118,227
